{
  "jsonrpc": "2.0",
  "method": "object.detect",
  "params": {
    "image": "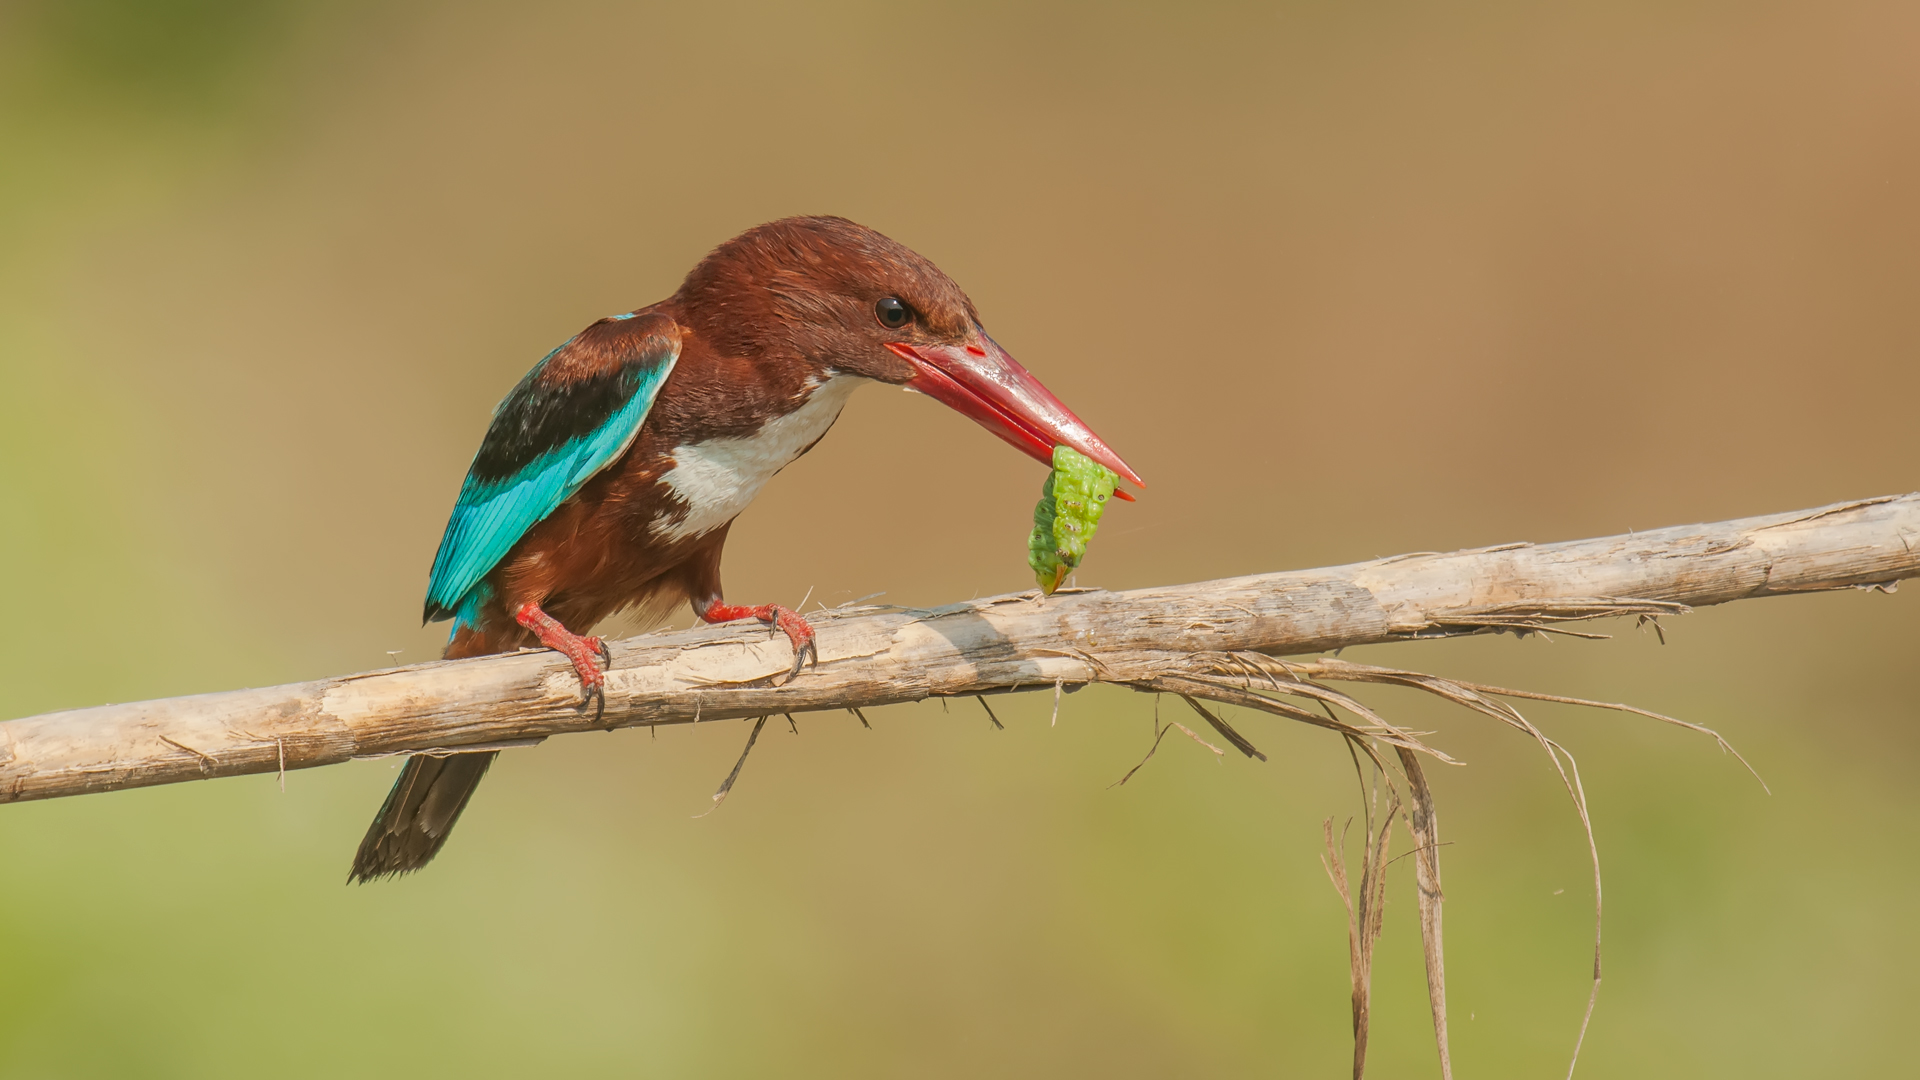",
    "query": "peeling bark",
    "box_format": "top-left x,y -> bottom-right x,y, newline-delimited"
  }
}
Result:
1,493 -> 1912,804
